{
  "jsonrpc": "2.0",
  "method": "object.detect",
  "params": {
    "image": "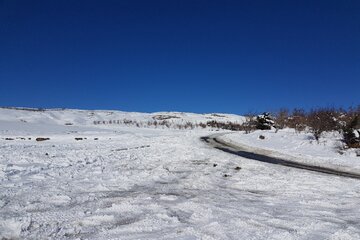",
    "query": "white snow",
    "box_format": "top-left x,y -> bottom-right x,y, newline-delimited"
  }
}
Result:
1,108 -> 360,239
222,129 -> 360,172
0,108 -> 245,130
353,130 -> 360,139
